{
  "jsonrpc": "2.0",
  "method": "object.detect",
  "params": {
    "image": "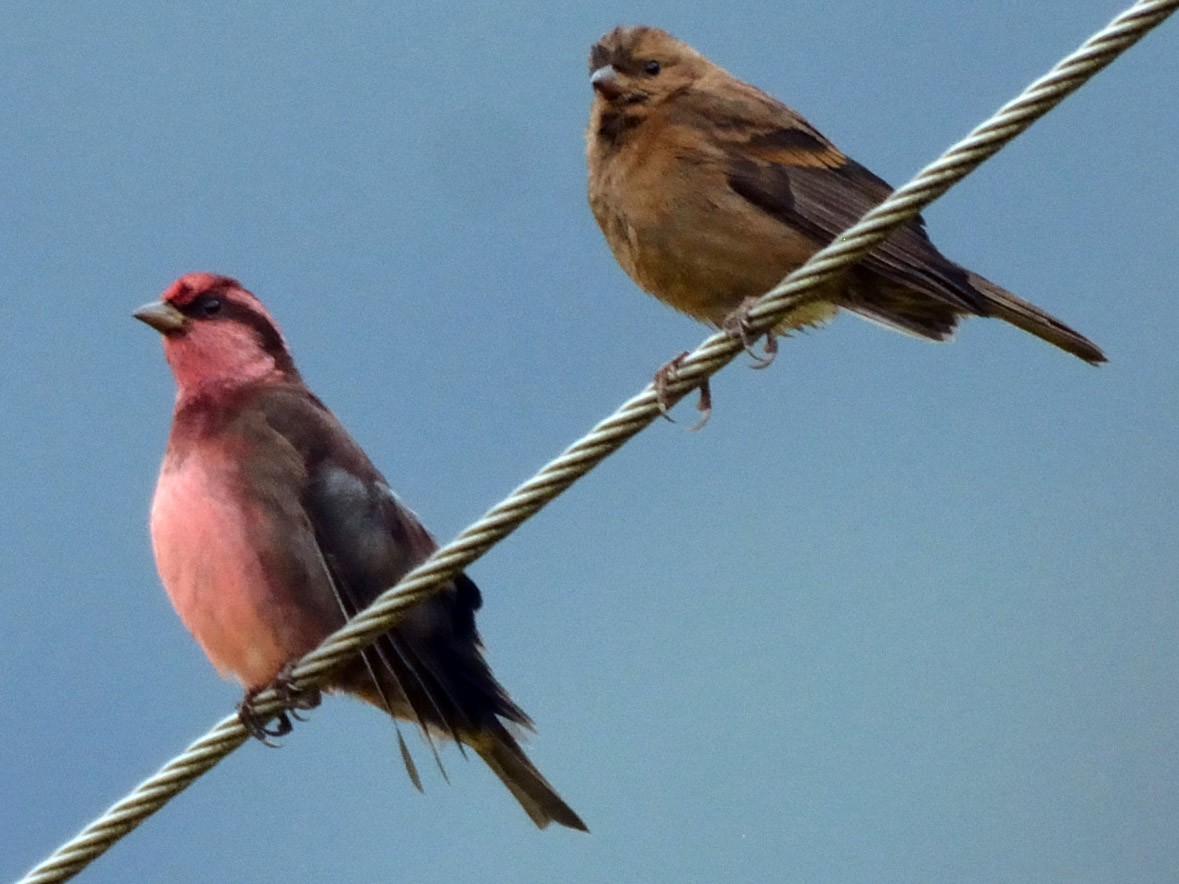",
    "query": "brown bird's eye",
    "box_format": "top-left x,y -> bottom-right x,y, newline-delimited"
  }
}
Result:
643,59 -> 661,76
